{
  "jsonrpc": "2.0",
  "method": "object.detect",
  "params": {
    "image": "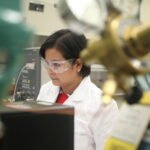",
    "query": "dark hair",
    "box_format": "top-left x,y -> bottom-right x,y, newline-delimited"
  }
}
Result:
40,29 -> 90,77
